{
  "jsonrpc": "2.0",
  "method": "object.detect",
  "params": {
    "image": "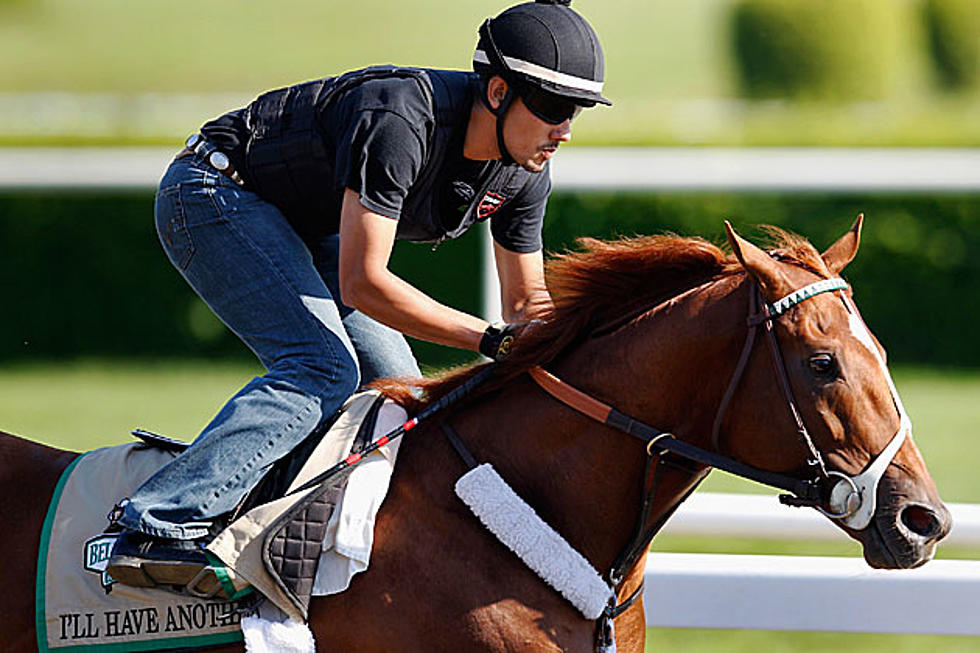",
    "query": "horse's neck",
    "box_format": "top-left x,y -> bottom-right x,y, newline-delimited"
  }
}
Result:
446,276 -> 745,576
447,368 -> 712,581
448,383 -> 646,574
560,274 -> 748,451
